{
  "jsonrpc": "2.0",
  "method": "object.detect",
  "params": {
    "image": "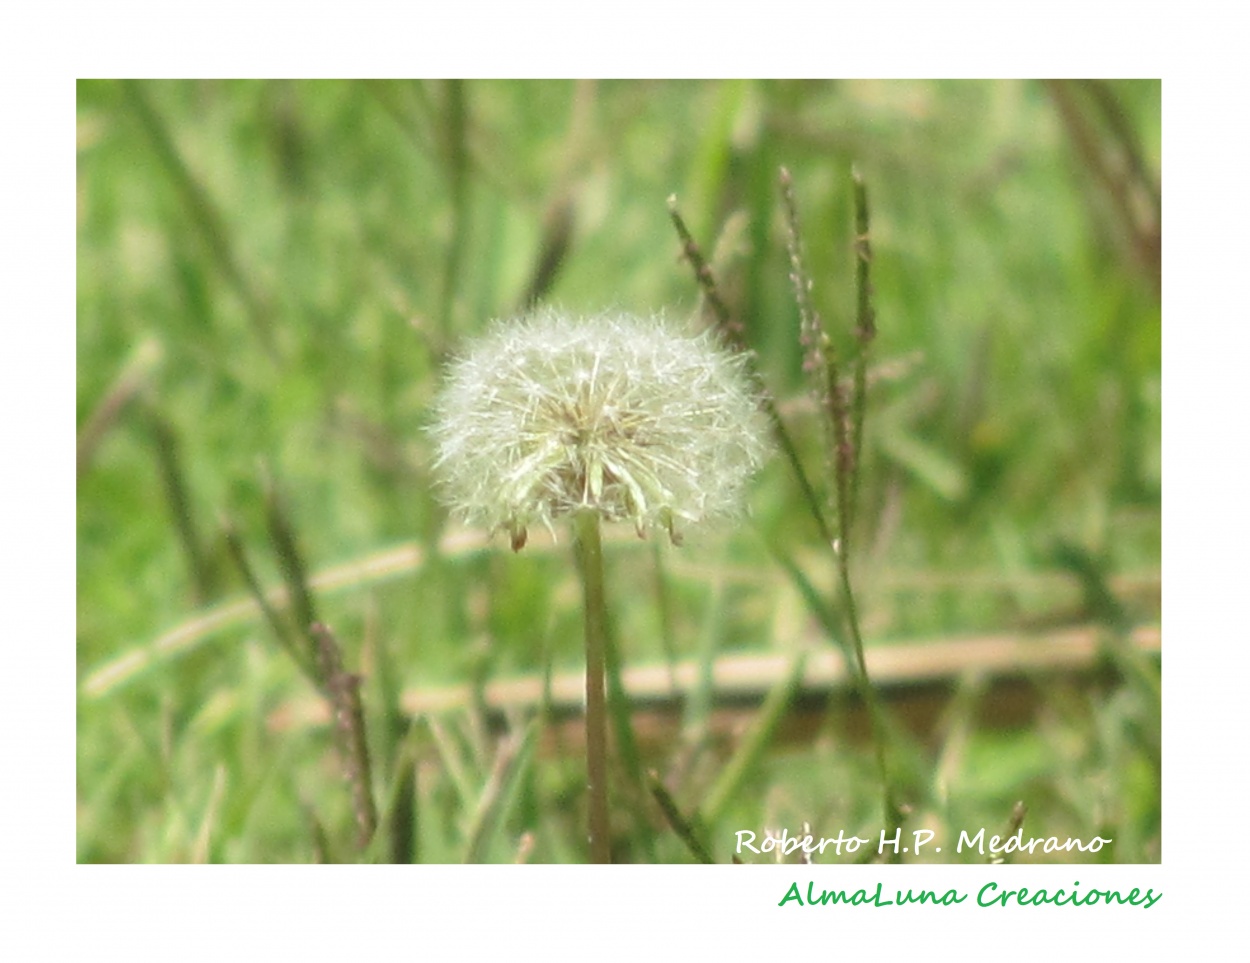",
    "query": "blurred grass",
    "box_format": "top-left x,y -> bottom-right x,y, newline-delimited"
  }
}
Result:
77,79 -> 1160,863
